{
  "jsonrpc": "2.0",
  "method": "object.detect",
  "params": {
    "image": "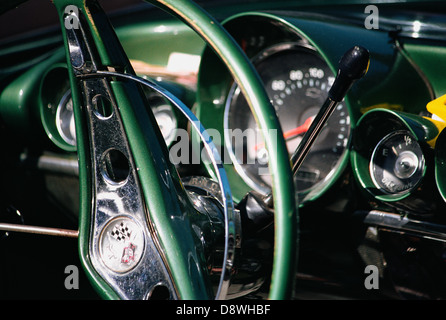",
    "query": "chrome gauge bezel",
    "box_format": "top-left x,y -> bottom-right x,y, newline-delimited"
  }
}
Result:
224,83 -> 268,194
369,130 -> 425,196
56,89 -> 77,147
39,64 -> 78,152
